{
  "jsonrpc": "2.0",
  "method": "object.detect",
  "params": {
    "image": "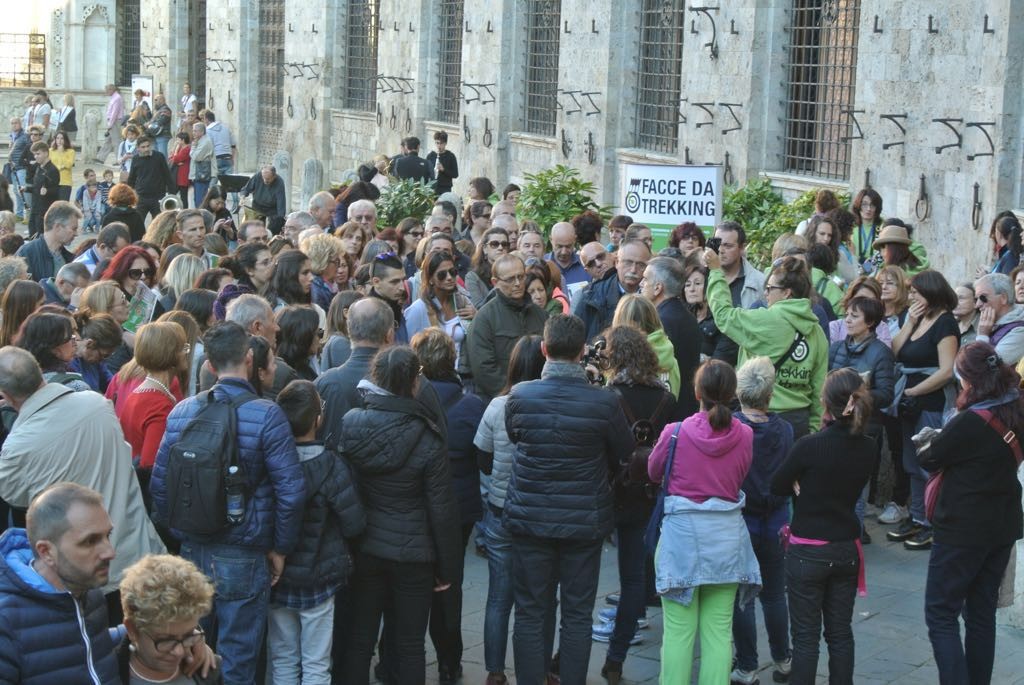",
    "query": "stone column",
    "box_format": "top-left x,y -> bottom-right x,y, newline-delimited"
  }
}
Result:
301,158 -> 324,211
81,109 -> 101,162
273,151 -> 292,214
